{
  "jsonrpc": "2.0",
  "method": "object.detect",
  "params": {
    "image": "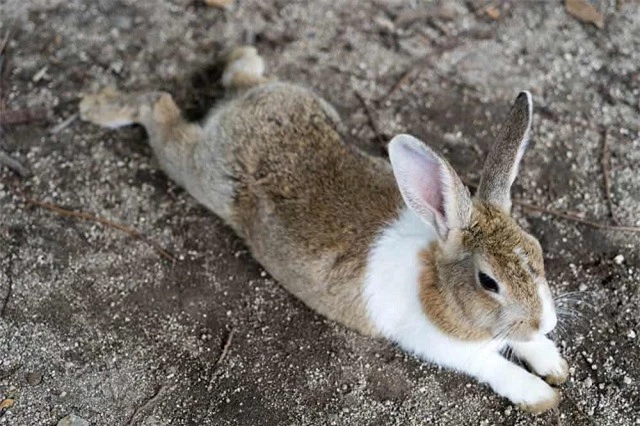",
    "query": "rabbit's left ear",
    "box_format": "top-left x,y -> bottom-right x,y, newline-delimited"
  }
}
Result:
388,134 -> 472,240
477,91 -> 533,213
